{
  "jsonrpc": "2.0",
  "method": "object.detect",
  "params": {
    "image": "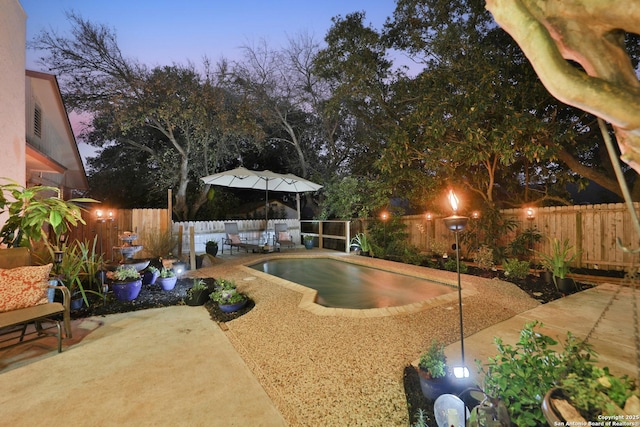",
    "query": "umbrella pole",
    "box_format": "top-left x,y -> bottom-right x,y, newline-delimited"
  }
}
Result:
296,193 -> 301,220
